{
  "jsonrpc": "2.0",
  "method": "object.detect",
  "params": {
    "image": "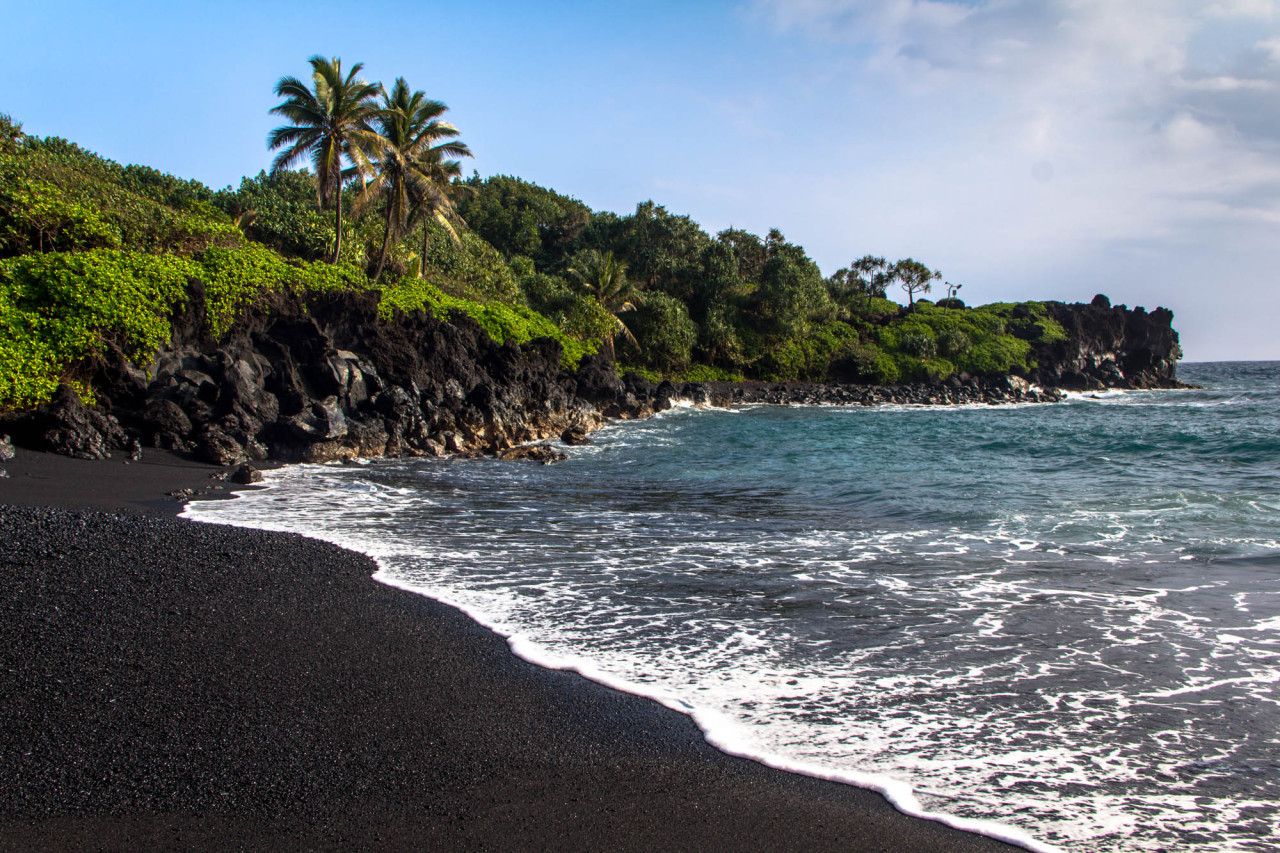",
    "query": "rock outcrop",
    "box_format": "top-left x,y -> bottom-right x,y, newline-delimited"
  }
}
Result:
1029,296 -> 1184,390
0,291 -> 1187,463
